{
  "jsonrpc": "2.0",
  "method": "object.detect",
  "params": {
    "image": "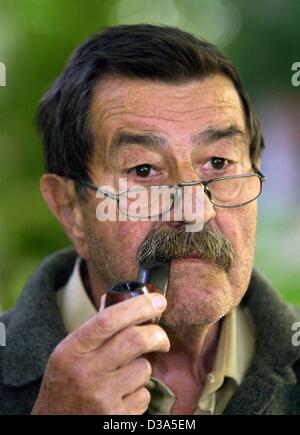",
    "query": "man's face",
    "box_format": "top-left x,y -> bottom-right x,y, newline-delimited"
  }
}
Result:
83,74 -> 258,329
